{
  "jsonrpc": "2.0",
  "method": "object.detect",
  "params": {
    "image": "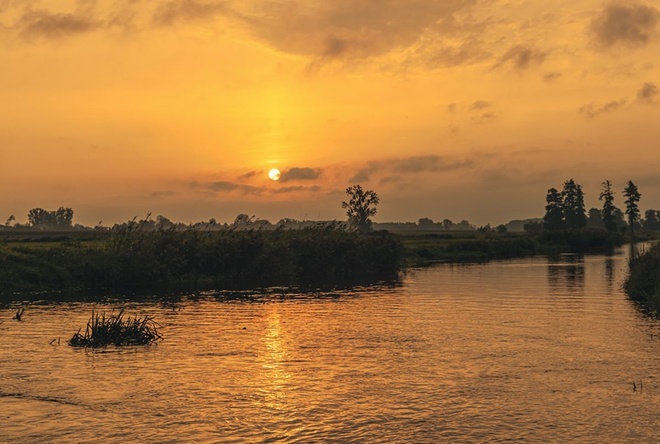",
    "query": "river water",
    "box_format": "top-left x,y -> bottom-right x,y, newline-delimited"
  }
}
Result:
1,248 -> 658,443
